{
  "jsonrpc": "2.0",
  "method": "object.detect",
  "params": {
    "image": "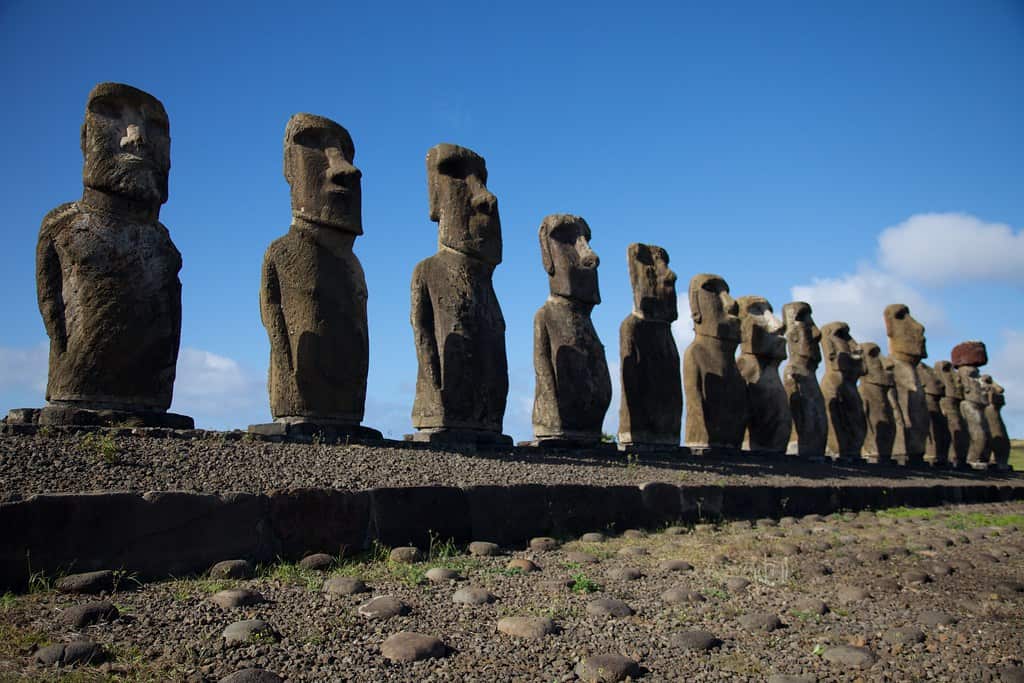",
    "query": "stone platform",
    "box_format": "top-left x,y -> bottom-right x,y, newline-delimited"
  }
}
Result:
6,406 -> 194,430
